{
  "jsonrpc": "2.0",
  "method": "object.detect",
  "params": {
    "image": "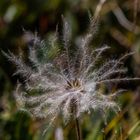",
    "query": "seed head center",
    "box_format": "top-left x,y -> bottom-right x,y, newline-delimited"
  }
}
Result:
66,79 -> 82,90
